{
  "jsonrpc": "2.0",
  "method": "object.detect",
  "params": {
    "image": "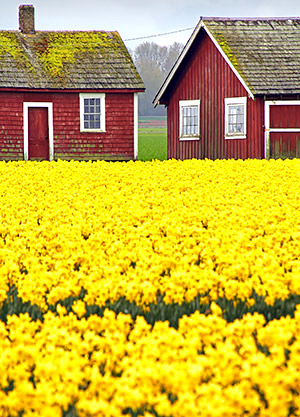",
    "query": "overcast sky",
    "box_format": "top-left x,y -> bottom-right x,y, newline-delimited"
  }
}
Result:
1,0 -> 299,49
